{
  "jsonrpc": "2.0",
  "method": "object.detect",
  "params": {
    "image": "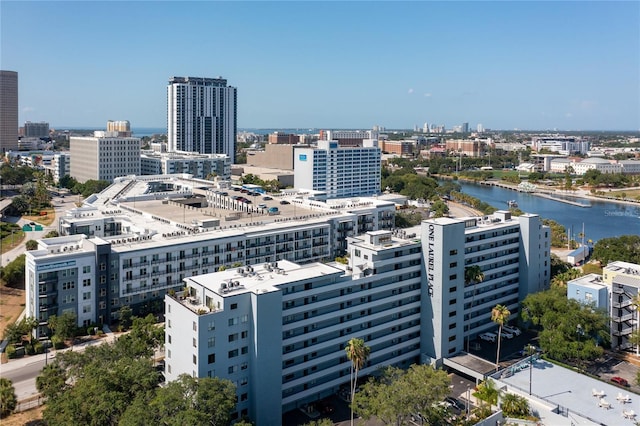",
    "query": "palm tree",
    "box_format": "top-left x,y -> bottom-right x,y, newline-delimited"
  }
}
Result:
464,265 -> 485,351
500,392 -> 530,418
345,338 -> 370,426
492,304 -> 511,371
